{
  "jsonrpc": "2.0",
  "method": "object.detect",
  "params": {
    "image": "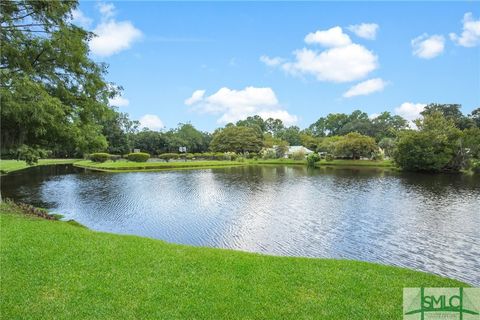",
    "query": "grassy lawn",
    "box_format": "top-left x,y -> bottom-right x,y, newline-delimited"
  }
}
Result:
0,202 -> 467,319
74,160 -> 248,172
0,159 -> 81,174
74,158 -> 394,173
